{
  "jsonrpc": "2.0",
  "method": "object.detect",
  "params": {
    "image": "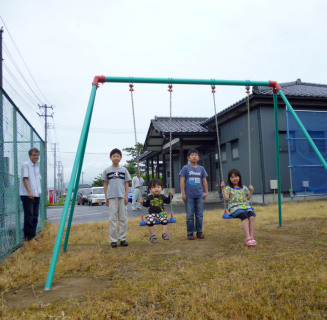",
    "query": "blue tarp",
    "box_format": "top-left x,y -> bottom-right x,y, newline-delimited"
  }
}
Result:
285,110 -> 327,196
